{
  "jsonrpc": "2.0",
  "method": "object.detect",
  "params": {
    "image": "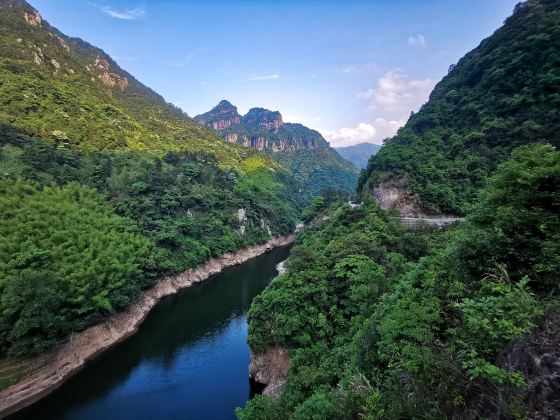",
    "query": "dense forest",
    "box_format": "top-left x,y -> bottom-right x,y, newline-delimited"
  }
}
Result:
0,126 -> 302,359
358,0 -> 560,215
241,143 -> 559,419
241,1 -> 560,418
